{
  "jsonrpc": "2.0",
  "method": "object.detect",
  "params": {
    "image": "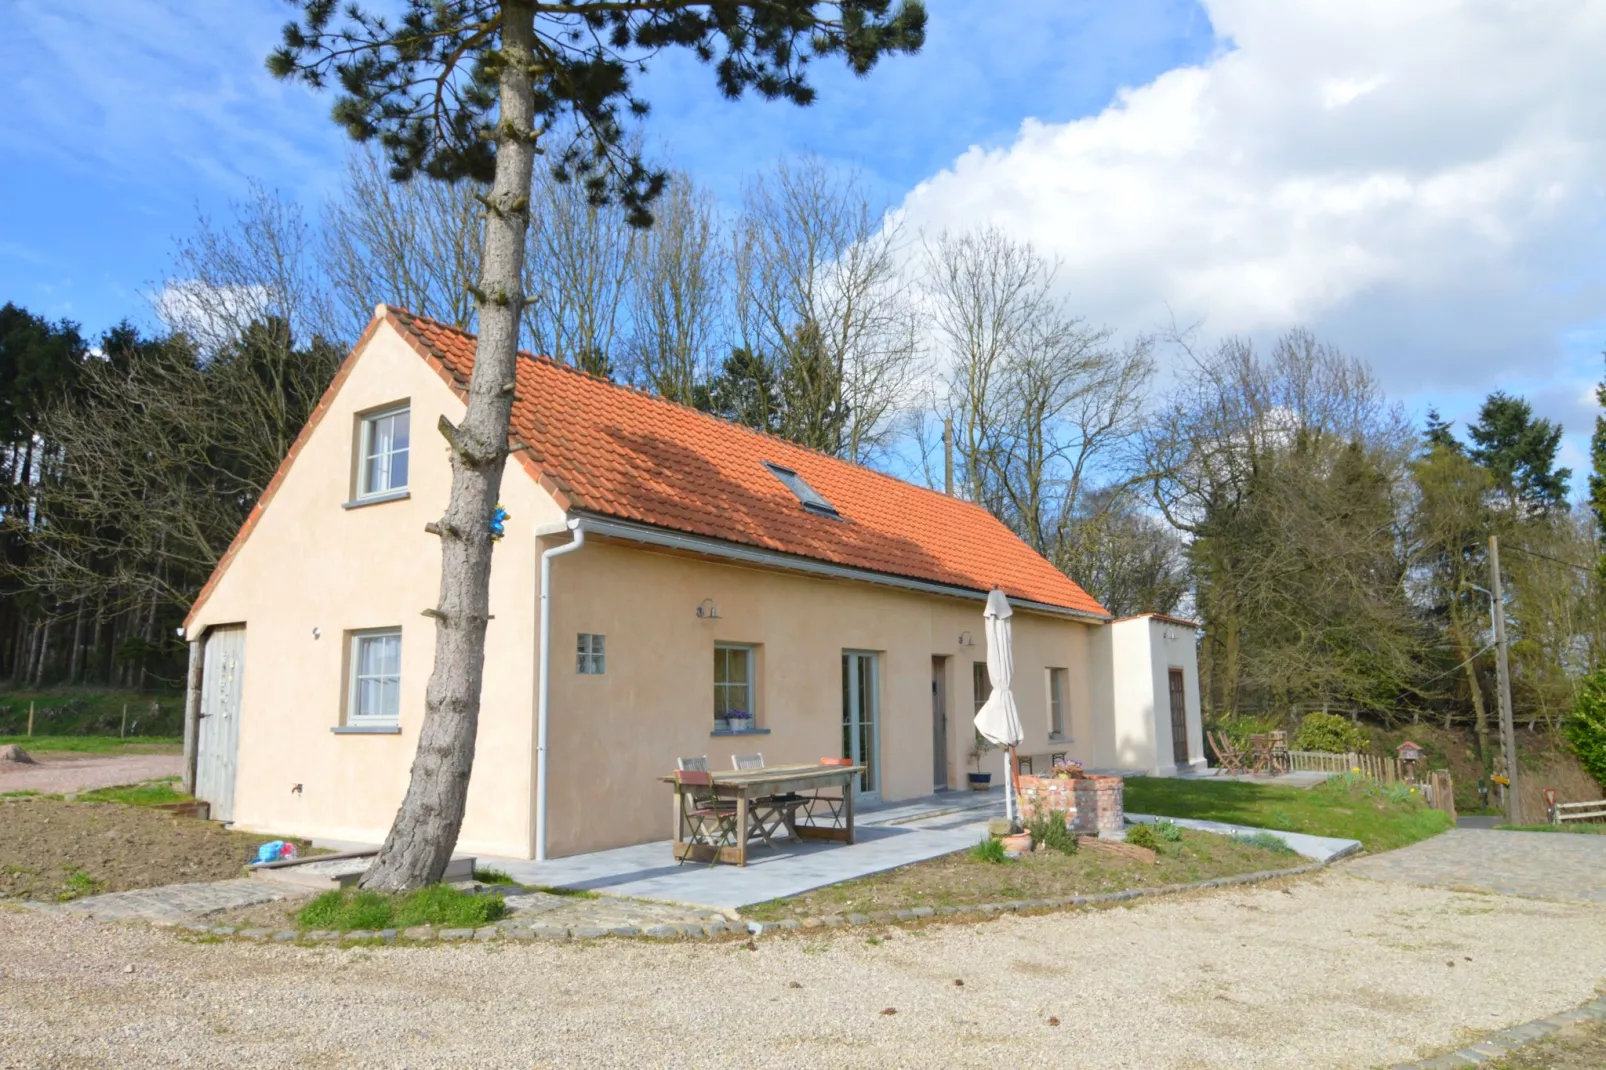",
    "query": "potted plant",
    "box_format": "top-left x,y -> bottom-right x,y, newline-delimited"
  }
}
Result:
727,709 -> 753,734
967,730 -> 994,791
